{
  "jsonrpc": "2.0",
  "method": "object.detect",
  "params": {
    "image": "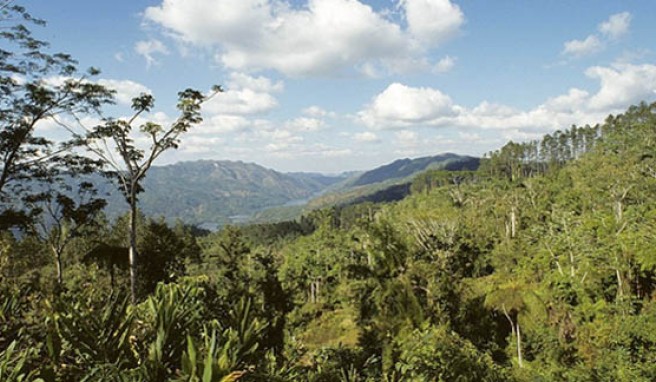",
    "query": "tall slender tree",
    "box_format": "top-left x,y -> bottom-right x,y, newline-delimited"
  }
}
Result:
85,87 -> 222,302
